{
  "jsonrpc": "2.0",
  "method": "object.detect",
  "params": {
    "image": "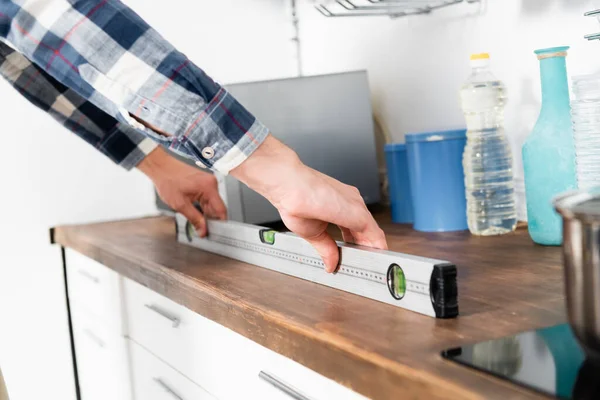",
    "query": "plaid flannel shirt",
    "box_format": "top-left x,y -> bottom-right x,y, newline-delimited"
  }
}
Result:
0,0 -> 269,173
0,41 -> 156,169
